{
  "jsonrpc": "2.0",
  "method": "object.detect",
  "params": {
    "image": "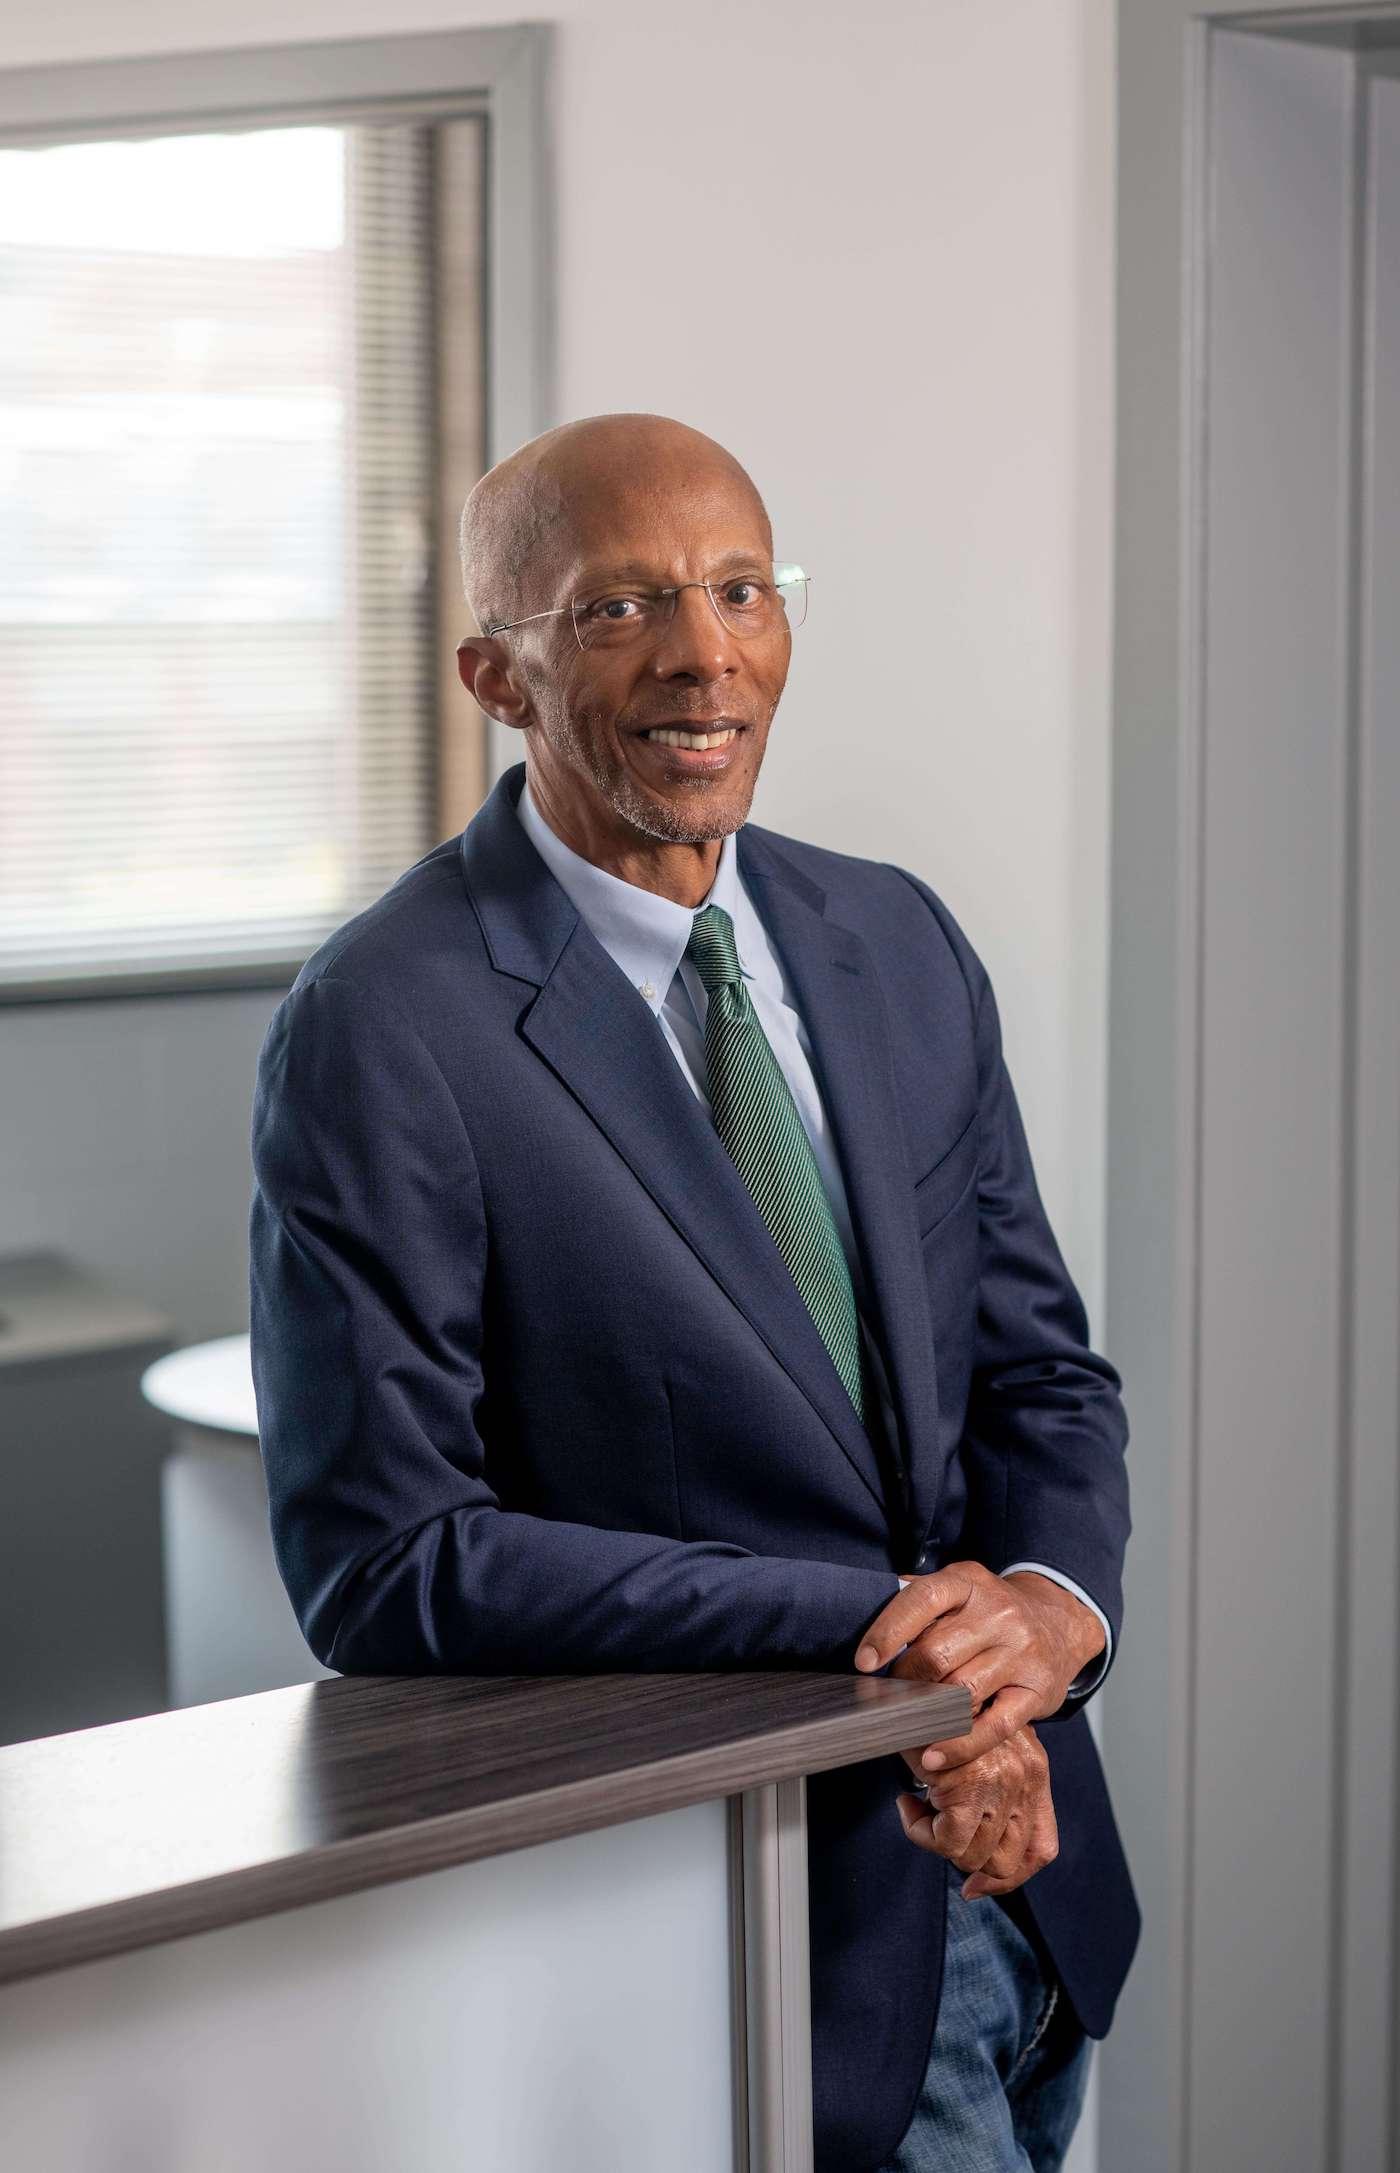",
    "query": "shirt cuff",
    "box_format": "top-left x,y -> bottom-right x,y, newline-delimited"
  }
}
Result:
1001,1561 -> 1113,1698
888,1574 -> 911,1659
